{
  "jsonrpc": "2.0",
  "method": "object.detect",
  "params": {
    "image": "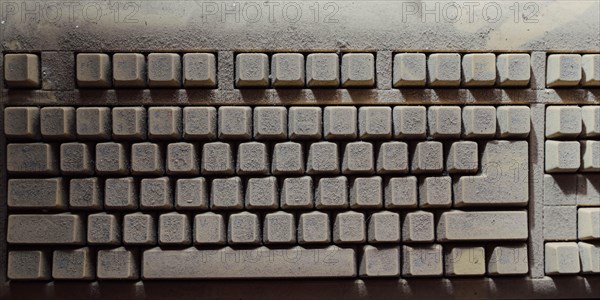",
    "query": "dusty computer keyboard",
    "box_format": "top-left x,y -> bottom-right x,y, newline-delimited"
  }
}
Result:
1,1 -> 600,299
